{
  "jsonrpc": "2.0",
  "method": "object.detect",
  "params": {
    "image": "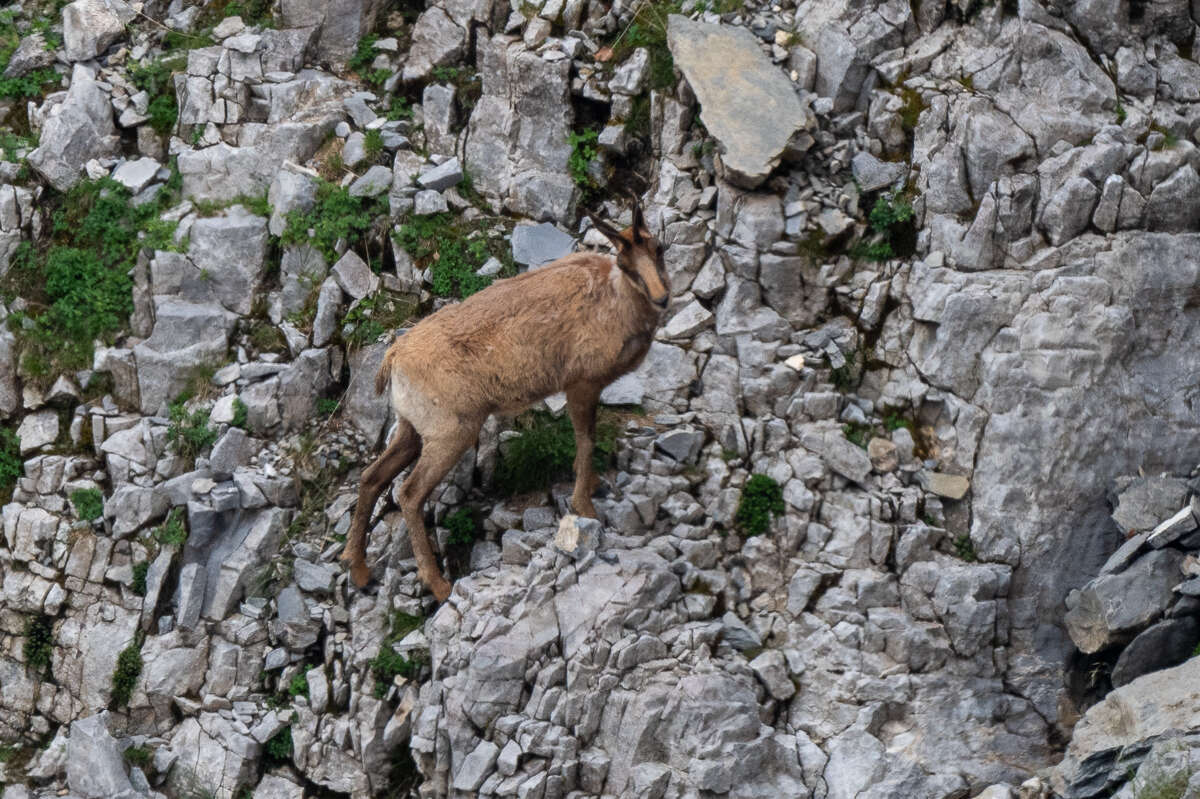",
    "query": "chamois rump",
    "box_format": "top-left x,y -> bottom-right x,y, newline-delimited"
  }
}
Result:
342,203 -> 671,601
